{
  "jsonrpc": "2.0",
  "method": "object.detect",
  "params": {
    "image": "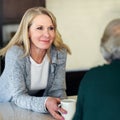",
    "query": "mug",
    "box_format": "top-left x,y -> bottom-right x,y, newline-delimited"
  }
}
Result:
59,99 -> 76,120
